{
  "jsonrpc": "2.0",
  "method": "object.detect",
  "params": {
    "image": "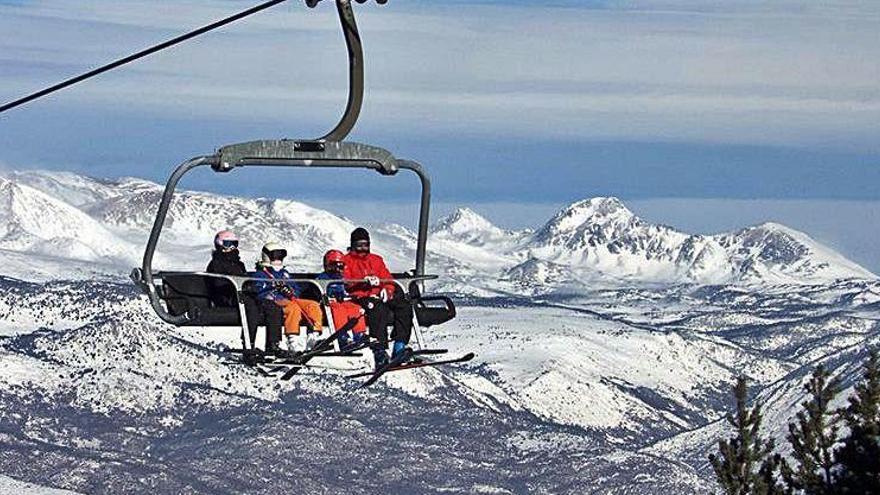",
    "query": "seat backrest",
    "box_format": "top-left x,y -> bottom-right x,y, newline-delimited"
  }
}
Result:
161,274 -> 240,326
162,274 -> 212,316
